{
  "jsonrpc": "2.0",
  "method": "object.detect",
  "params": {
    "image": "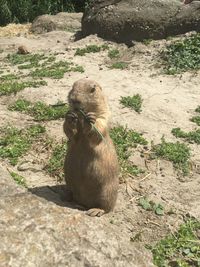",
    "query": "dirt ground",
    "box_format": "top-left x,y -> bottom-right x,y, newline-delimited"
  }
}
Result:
0,24 -> 199,247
